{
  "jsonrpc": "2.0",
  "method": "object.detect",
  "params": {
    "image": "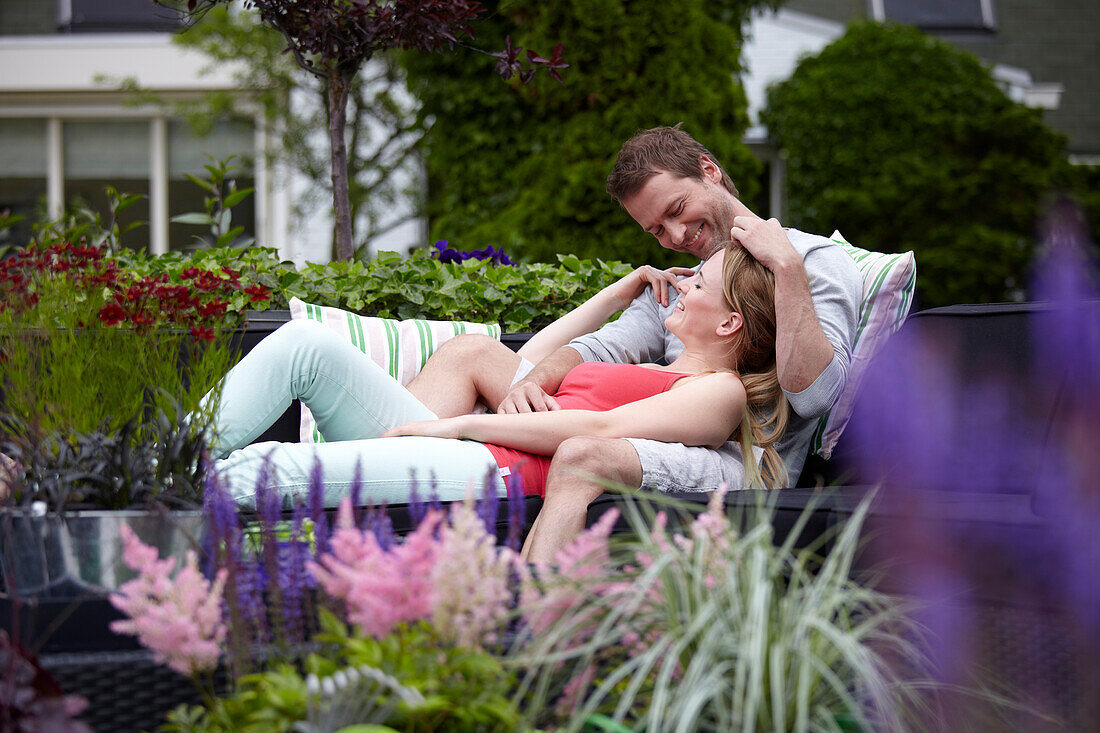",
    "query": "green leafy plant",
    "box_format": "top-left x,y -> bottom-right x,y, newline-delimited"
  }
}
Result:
0,208 -> 26,259
114,244 -> 636,332
31,186 -> 145,254
161,618 -> 522,733
171,154 -> 256,250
